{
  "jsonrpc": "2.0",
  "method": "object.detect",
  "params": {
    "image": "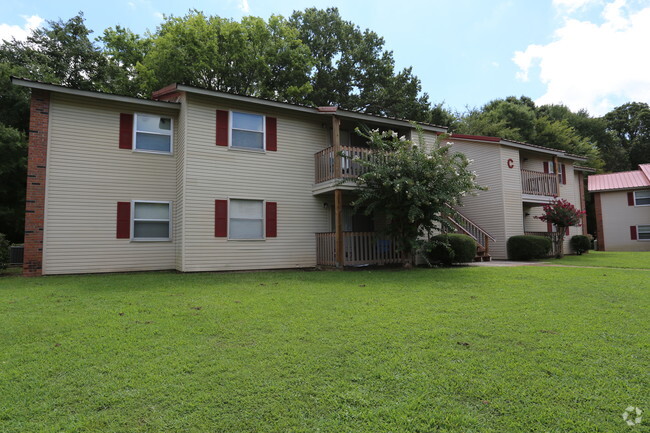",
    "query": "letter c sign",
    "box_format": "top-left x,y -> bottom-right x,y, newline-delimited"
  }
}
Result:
507,158 -> 514,169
